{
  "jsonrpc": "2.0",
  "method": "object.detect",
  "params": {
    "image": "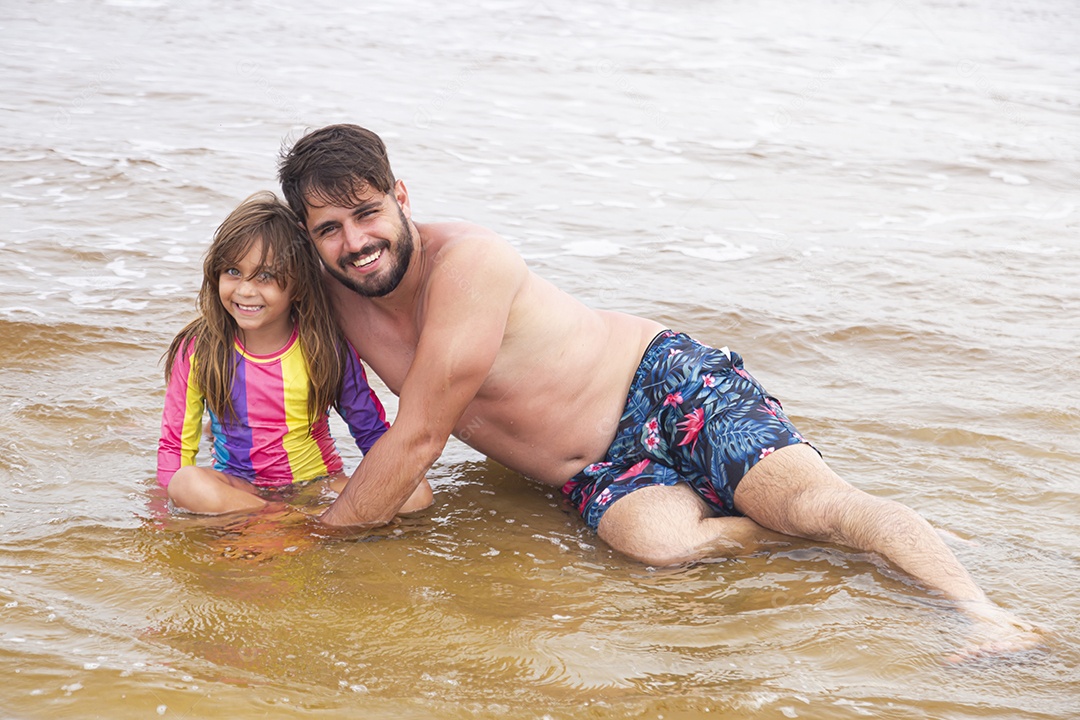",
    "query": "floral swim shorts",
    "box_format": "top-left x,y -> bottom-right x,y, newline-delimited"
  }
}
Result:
561,331 -> 812,531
